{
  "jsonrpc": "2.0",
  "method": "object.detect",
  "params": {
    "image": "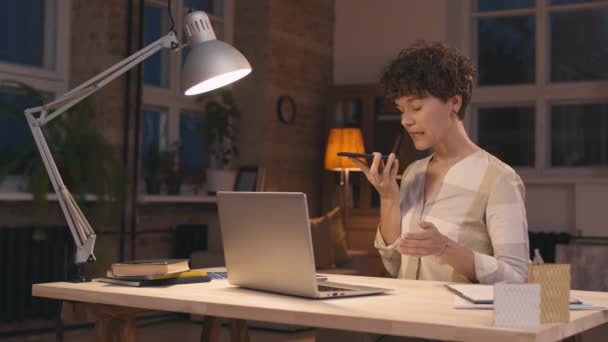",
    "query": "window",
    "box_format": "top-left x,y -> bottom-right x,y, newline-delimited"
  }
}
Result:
141,0 -> 231,193
468,0 -> 608,175
0,0 -> 70,192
